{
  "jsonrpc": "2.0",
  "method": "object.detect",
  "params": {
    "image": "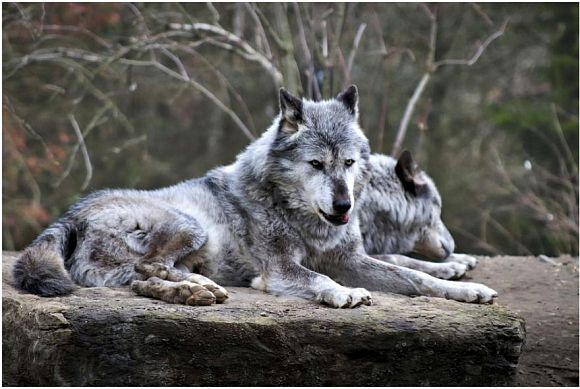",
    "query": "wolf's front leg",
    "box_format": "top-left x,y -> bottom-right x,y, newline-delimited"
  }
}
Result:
372,254 -> 468,280
251,261 -> 371,309
321,253 -> 497,304
446,253 -> 478,269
